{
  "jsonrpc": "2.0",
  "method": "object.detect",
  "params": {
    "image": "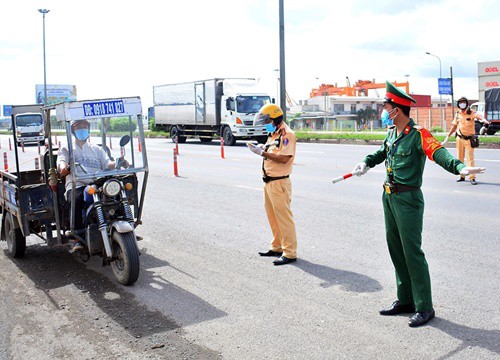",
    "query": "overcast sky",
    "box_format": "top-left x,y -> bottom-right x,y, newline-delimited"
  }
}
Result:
1,0 -> 499,112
